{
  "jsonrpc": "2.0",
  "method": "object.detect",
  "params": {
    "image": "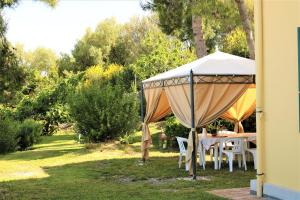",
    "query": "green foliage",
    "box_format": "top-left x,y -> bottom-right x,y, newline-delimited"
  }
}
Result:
18,119 -> 42,150
0,105 -> 15,120
57,53 -> 76,76
72,40 -> 103,71
132,31 -> 196,80
69,66 -> 139,142
72,18 -> 120,70
242,112 -> 256,132
109,16 -> 162,66
0,0 -> 57,9
39,0 -> 58,7
0,118 -> 19,154
0,0 -> 18,8
164,116 -> 189,140
43,103 -> 71,135
222,27 -> 249,57
206,119 -> 234,134
0,15 -> 26,104
119,133 -> 137,145
143,0 -> 252,53
16,74 -> 82,135
14,45 -> 60,99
